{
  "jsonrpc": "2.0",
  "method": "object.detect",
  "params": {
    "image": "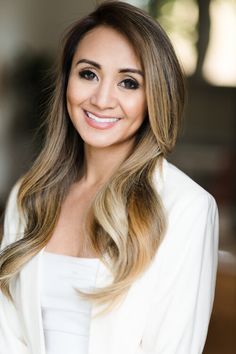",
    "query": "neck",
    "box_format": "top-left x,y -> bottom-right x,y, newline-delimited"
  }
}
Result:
81,140 -> 134,186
